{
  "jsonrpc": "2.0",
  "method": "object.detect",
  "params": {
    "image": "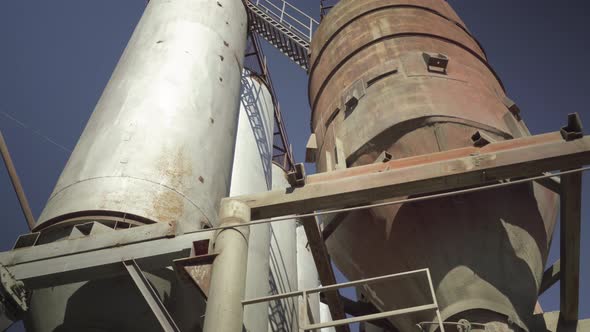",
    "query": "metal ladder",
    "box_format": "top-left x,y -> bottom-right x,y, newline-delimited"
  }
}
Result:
246,0 -> 319,70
